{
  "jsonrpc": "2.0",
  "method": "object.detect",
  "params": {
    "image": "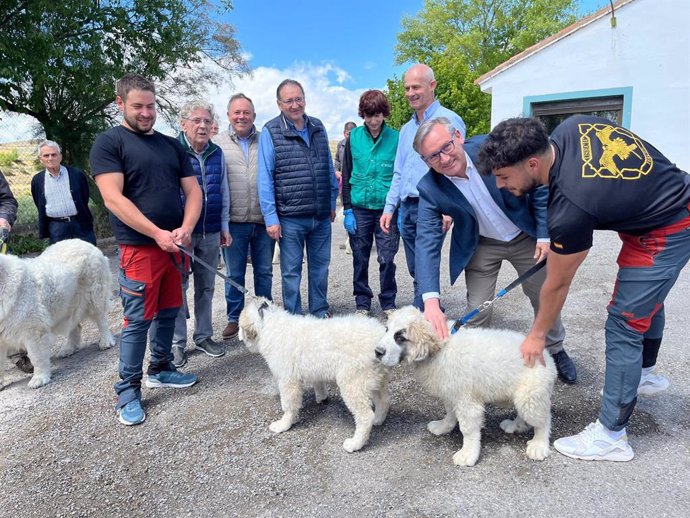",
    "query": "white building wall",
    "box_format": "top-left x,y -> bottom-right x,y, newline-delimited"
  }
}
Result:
480,0 -> 690,170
